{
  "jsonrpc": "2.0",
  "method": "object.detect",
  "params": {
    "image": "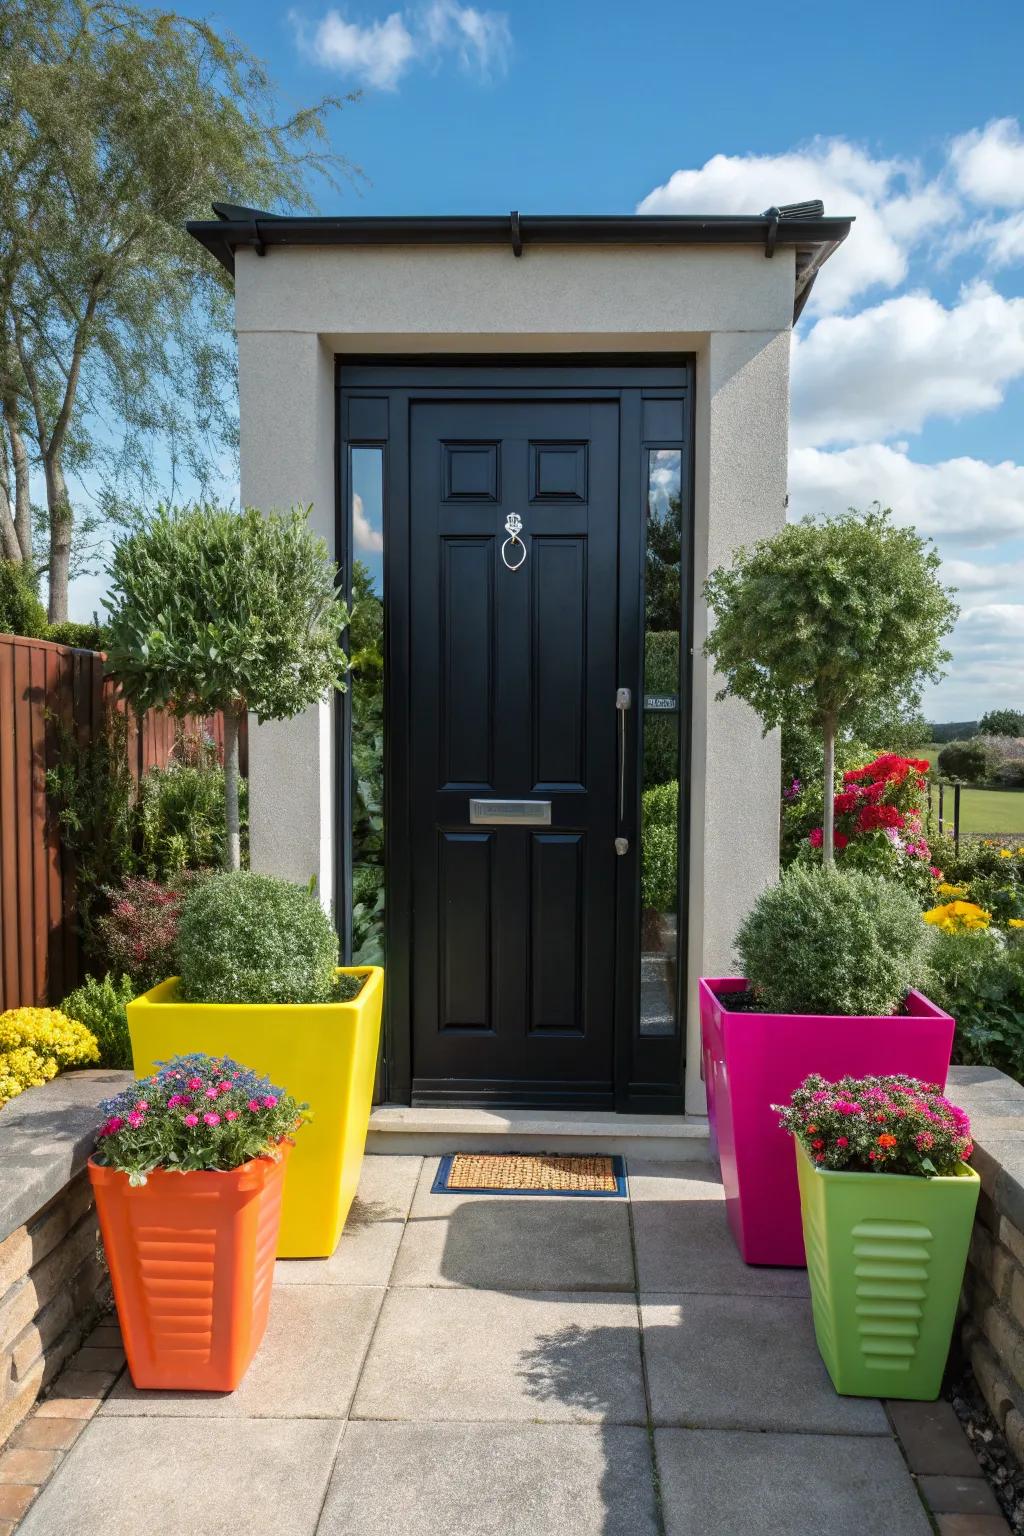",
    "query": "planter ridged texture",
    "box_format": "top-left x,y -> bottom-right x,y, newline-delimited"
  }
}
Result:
699,977 -> 955,1267
89,1149 -> 288,1391
795,1138 -> 979,1399
127,967 -> 384,1258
